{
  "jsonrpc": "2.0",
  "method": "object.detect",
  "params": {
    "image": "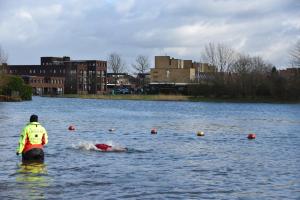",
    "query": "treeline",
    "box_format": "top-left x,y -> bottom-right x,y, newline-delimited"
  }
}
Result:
188,68 -> 300,100
0,73 -> 32,101
188,42 -> 300,101
1,46 -> 32,101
